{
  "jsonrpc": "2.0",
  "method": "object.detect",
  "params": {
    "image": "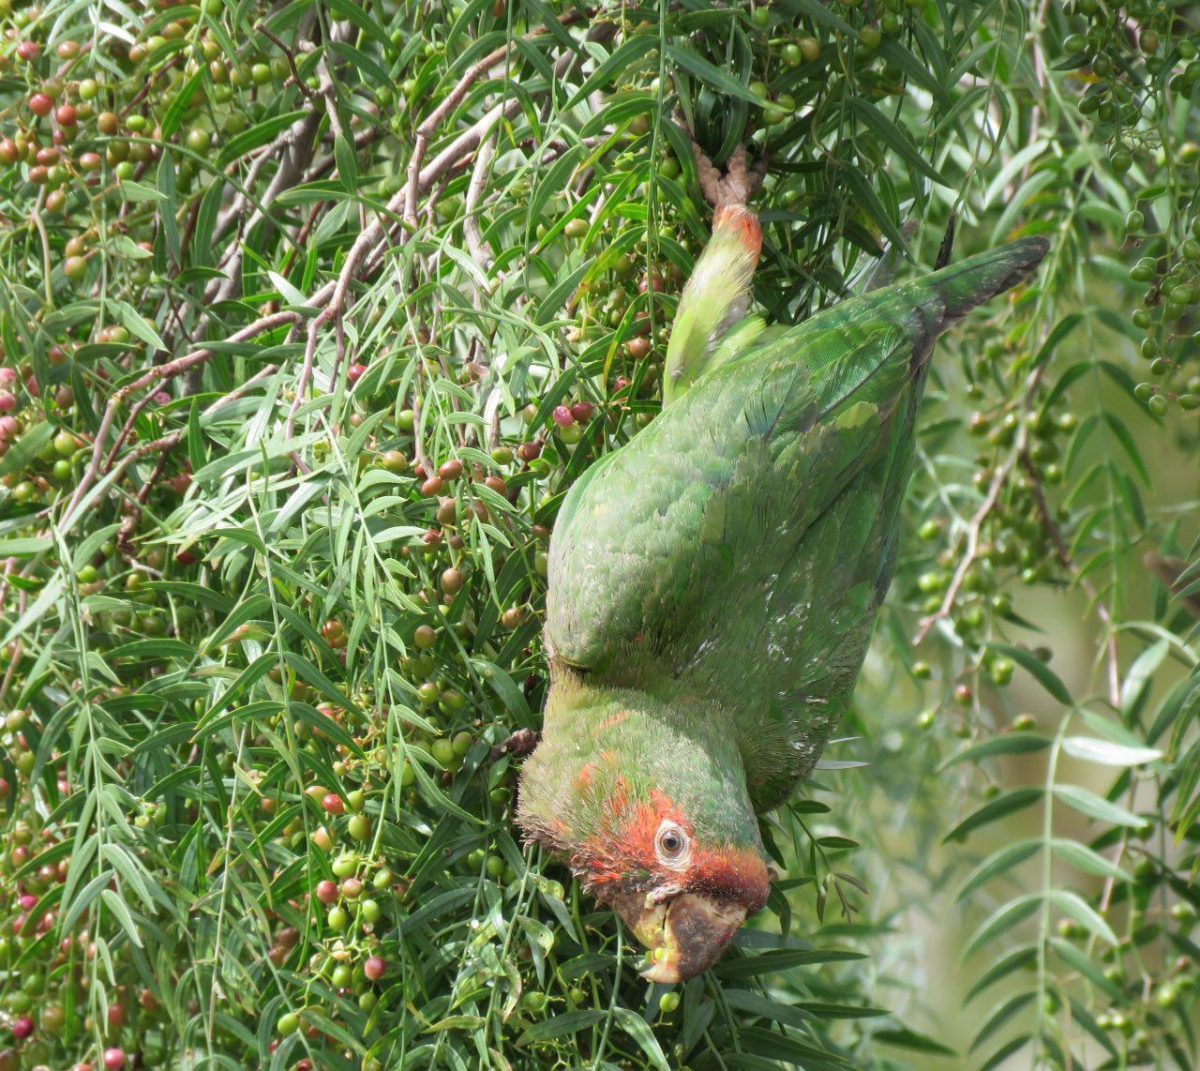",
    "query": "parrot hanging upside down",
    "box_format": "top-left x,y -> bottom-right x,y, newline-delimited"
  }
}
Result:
516,145 -> 1050,983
